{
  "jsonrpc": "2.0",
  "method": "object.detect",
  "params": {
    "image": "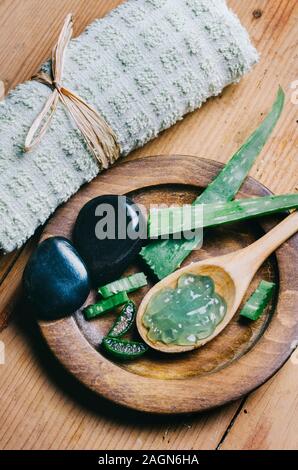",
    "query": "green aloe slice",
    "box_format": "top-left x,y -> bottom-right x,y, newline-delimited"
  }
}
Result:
107,301 -> 136,338
240,280 -> 276,321
98,273 -> 147,298
84,292 -> 129,320
102,337 -> 148,360
141,88 -> 285,279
